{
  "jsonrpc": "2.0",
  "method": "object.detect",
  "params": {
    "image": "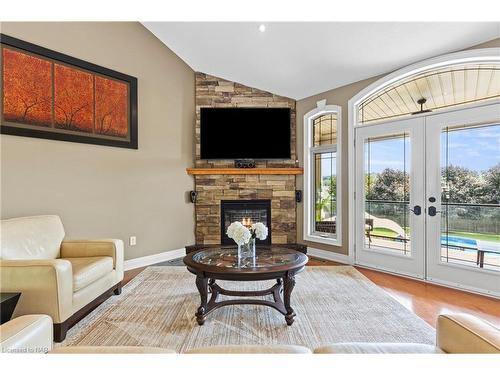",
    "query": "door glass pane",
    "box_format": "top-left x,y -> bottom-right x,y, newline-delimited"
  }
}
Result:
314,152 -> 337,237
364,133 -> 411,255
440,123 -> 500,271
